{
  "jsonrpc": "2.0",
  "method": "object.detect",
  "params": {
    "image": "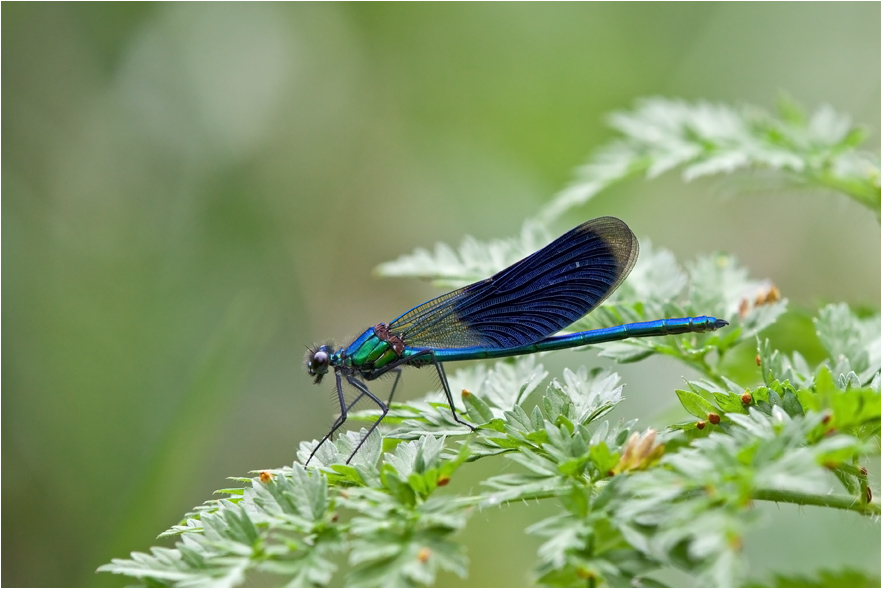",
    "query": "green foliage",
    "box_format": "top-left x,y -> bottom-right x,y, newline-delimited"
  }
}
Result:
100,97 -> 879,587
545,96 -> 880,222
